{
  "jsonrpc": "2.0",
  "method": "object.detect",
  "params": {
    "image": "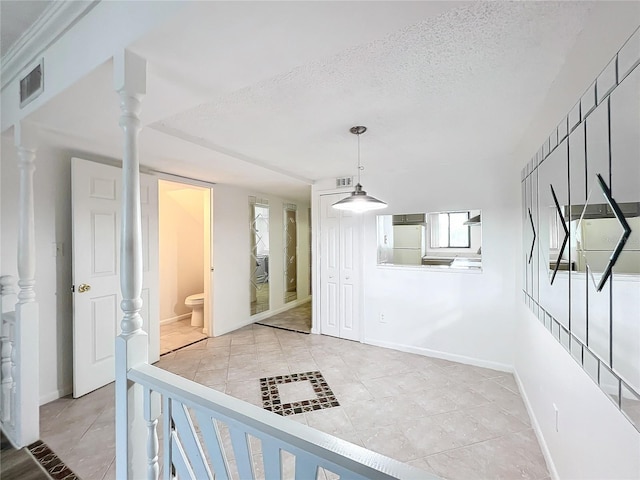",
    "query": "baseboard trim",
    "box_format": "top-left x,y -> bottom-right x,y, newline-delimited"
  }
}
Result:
363,338 -> 513,373
40,385 -> 72,405
160,313 -> 191,325
250,296 -> 311,323
513,370 -> 559,480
